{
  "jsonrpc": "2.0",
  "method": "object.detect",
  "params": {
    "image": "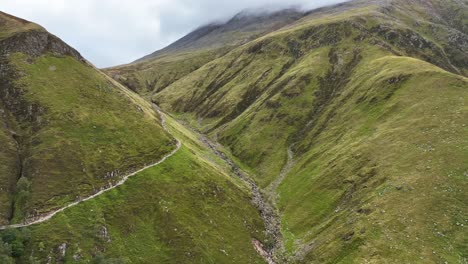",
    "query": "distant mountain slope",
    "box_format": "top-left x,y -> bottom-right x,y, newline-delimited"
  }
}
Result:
108,0 -> 467,262
0,11 -> 175,225
138,8 -> 305,62
104,9 -> 306,95
153,0 -> 467,186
